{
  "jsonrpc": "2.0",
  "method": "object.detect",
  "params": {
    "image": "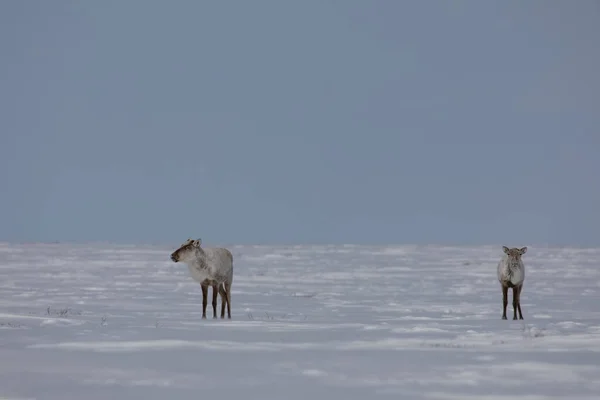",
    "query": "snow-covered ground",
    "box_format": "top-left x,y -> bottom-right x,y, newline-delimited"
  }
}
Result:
1,242 -> 599,399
